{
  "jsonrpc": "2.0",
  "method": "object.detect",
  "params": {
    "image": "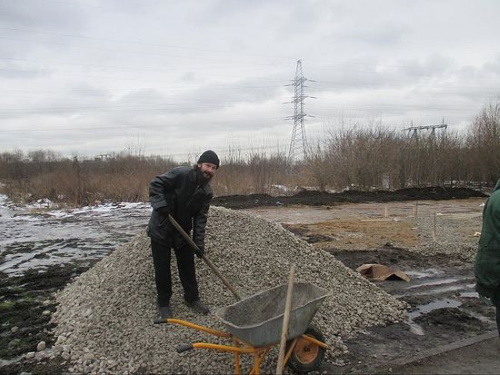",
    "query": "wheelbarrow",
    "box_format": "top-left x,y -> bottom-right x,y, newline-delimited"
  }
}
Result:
155,282 -> 331,374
